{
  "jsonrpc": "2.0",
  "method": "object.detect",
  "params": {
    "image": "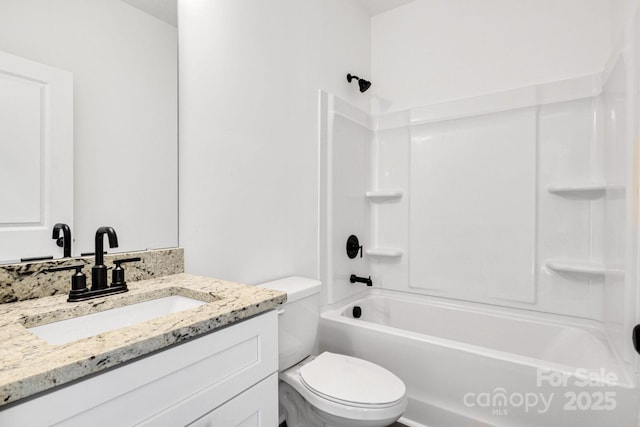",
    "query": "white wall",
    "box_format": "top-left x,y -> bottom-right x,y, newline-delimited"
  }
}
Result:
371,0 -> 612,113
179,0 -> 371,284
611,0 -> 639,45
0,0 -> 178,256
